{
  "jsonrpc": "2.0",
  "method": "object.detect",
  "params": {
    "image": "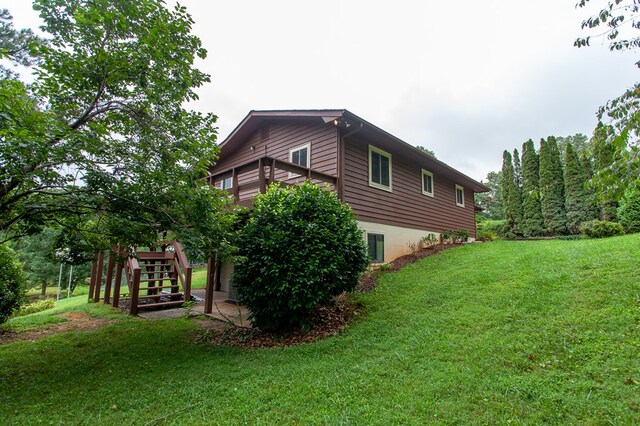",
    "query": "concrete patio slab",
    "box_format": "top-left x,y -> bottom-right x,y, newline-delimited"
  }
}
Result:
137,289 -> 250,327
